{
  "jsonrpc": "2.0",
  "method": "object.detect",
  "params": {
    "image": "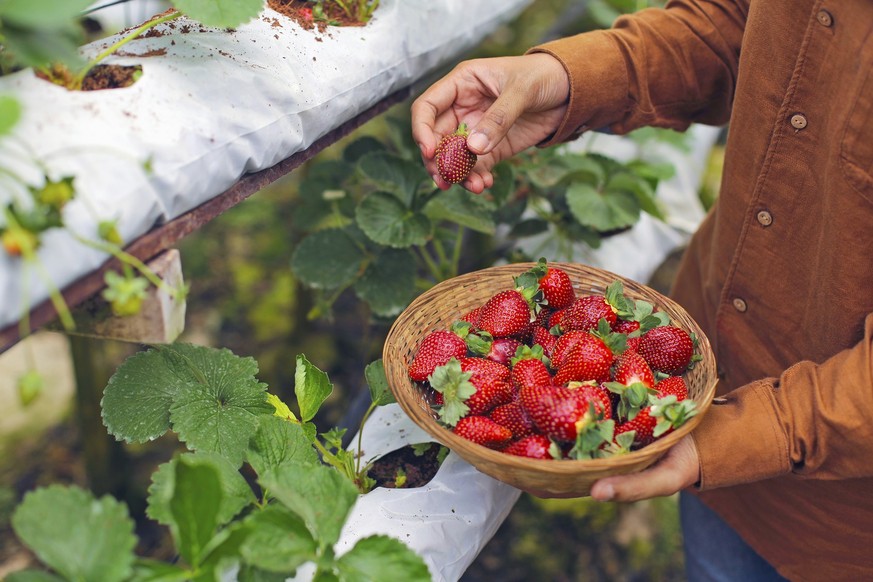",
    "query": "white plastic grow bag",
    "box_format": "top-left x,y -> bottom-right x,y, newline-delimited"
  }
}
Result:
0,0 -> 532,331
